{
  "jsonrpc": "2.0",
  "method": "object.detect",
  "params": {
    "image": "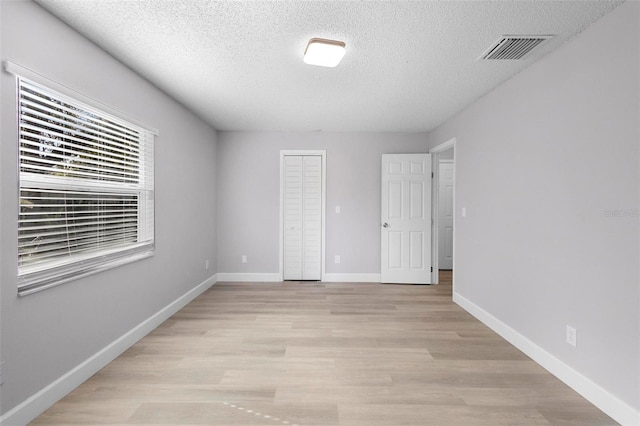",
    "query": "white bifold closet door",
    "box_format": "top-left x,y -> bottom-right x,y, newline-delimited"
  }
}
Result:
283,155 -> 322,280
